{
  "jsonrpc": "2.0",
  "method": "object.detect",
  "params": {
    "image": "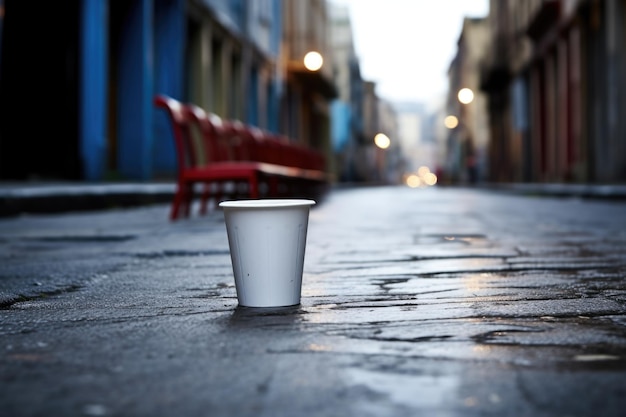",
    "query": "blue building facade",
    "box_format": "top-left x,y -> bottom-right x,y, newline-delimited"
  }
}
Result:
0,0 -> 282,181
